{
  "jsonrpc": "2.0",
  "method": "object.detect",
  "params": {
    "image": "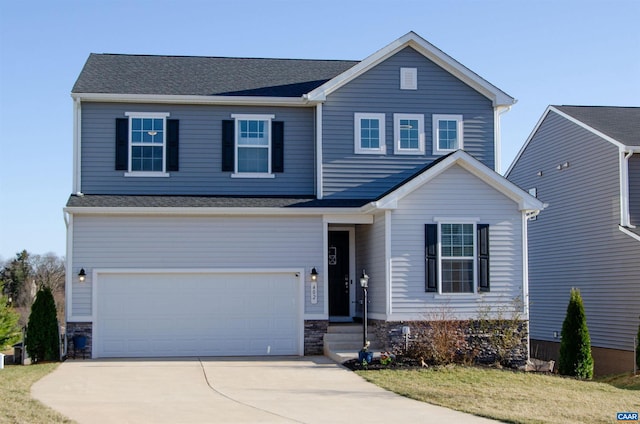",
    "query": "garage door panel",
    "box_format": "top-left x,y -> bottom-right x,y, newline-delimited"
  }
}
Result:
96,272 -> 300,358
